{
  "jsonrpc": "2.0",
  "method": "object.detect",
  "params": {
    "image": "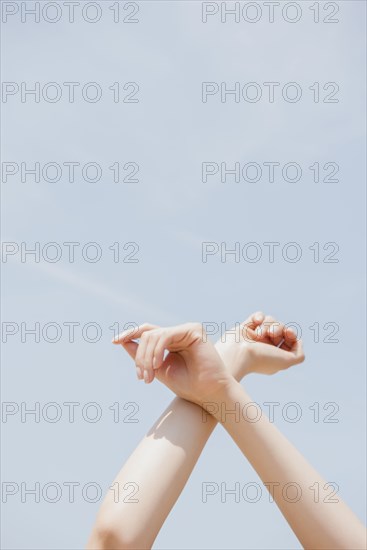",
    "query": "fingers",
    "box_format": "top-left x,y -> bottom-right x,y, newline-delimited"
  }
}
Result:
112,323 -> 158,344
267,322 -> 305,364
283,326 -> 298,347
116,322 -> 203,384
242,311 -> 265,330
113,323 -> 160,384
116,319 -> 306,385
150,324 -> 198,369
116,324 -> 179,384
241,311 -> 265,330
266,320 -> 286,347
254,316 -> 299,350
276,332 -> 305,367
135,332 -> 155,383
277,327 -> 299,353
153,335 -> 170,370
143,332 -> 162,379
288,336 -> 305,364
240,311 -> 264,341
120,341 -> 145,380
121,340 -> 138,360
296,340 -> 305,362
136,328 -> 172,383
254,315 -> 277,344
